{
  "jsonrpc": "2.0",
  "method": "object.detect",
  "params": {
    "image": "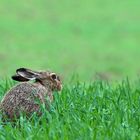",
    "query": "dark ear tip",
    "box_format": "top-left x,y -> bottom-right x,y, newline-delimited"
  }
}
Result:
11,75 -> 29,82
11,75 -> 18,80
16,68 -> 26,73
